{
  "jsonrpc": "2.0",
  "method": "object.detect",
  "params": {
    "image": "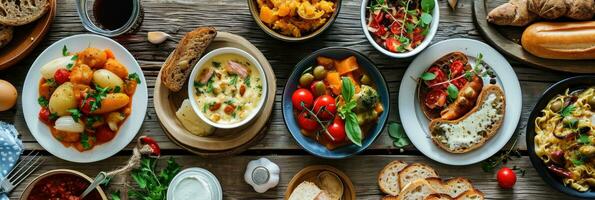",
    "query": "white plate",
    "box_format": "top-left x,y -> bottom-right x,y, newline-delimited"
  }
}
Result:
22,34 -> 148,163
398,38 -> 522,165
